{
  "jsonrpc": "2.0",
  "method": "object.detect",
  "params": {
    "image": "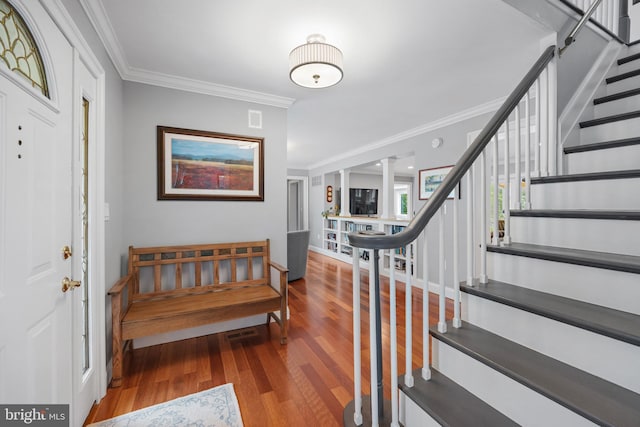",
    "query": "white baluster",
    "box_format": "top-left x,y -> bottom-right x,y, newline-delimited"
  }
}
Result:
389,249 -> 399,427
480,150 -> 488,284
404,243 -> 414,388
514,104 -> 522,210
352,252 -> 363,426
524,90 -> 532,209
535,78 -> 541,177
422,230 -> 431,380
466,163 -> 474,287
453,186 -> 461,328
503,117 -> 512,245
438,207 -> 447,333
540,68 -> 549,177
492,135 -> 499,246
548,59 -> 558,176
368,253 -> 378,427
